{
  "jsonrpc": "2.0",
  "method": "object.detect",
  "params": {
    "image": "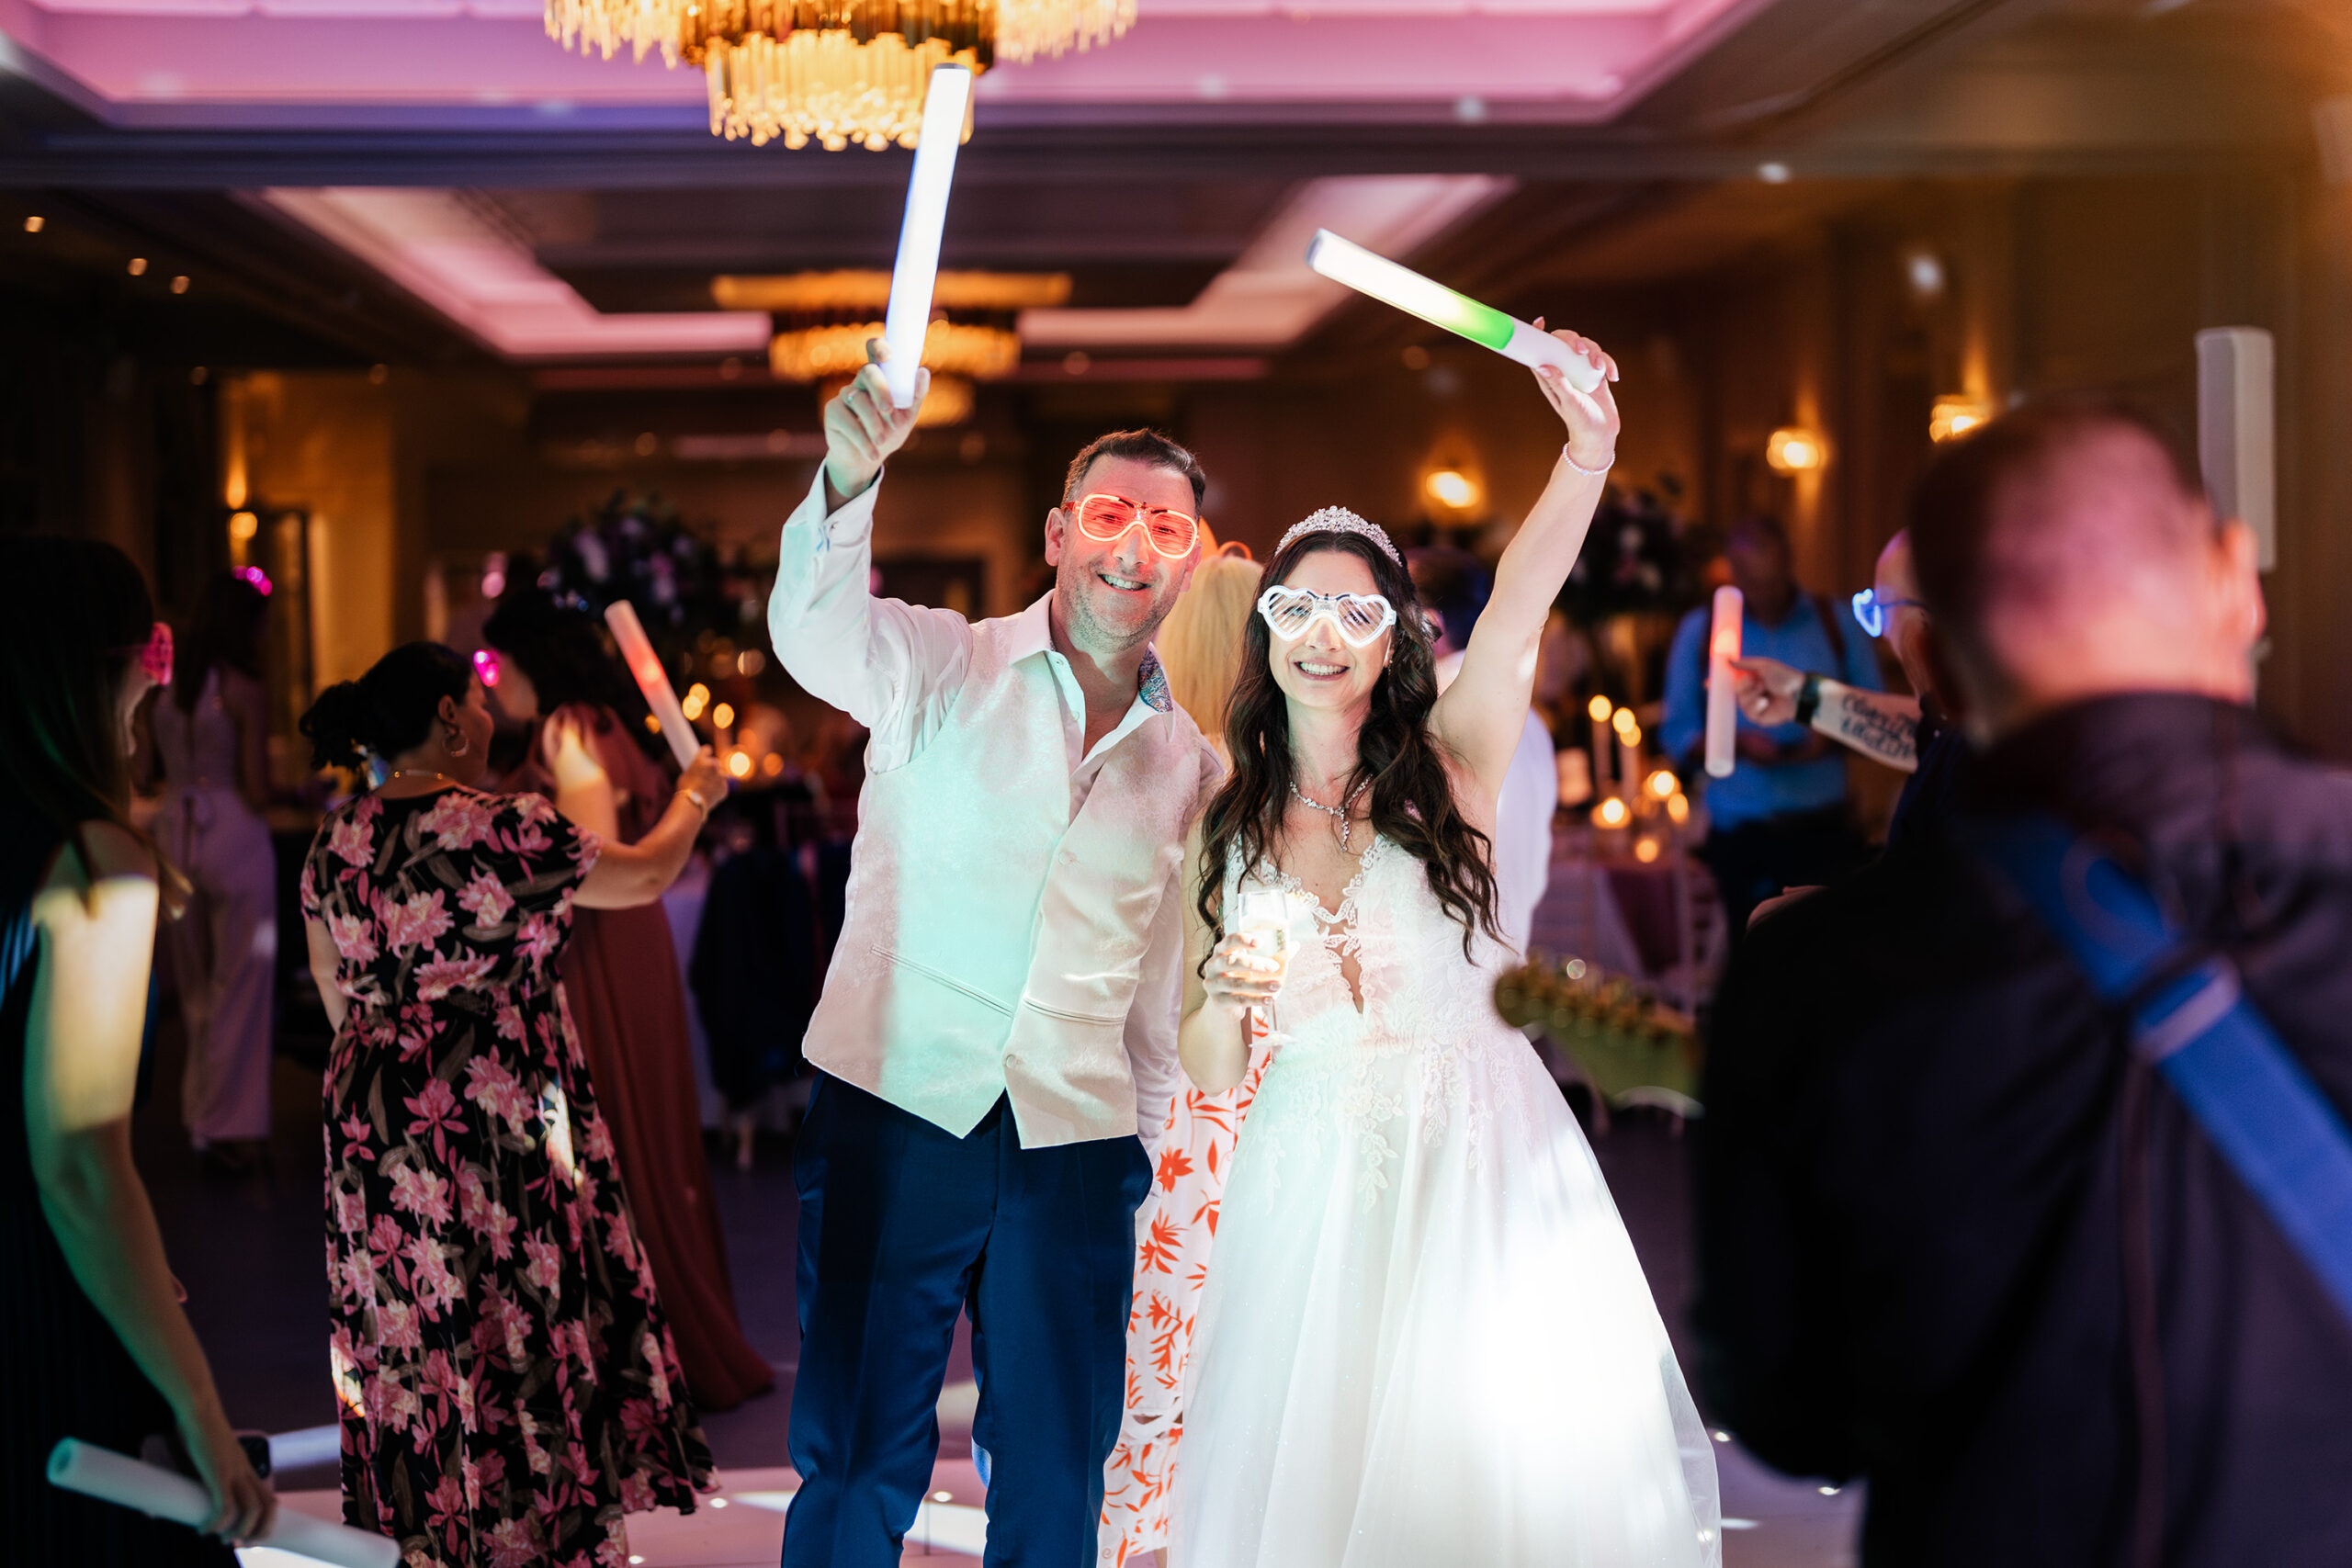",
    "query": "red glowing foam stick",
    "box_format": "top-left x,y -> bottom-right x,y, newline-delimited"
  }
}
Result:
604,600 -> 699,770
